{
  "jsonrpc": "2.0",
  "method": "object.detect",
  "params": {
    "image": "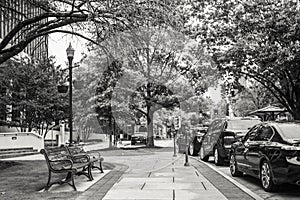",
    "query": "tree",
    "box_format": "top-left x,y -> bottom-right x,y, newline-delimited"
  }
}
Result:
0,0 -> 181,65
72,54 -> 109,142
0,57 -> 68,134
94,60 -> 124,147
184,0 -> 300,119
105,27 -> 217,146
